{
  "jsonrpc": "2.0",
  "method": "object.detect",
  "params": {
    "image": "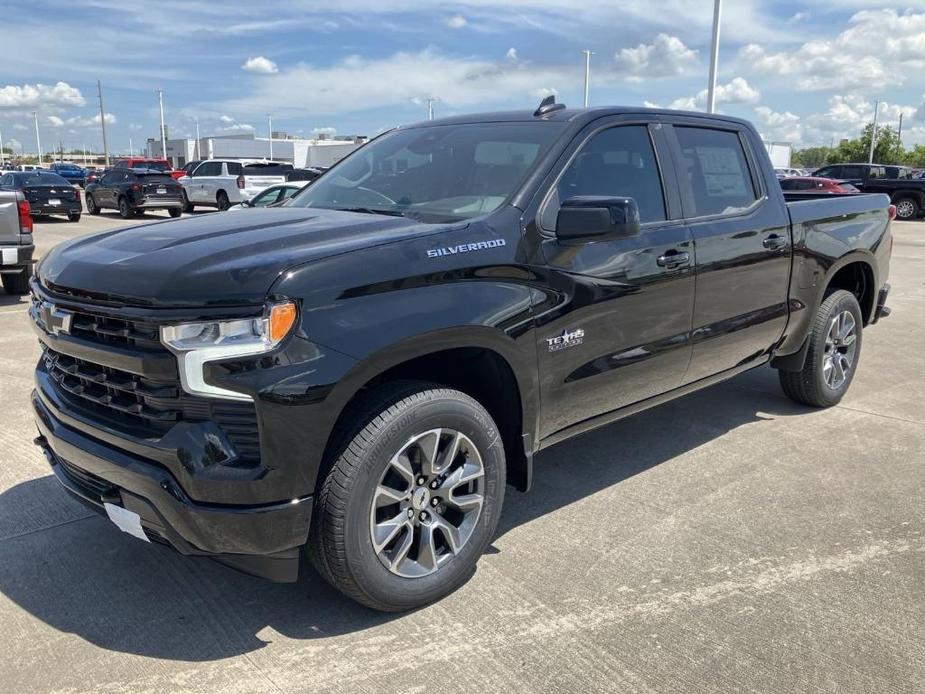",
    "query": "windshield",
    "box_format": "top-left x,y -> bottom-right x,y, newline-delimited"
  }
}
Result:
132,161 -> 170,171
288,122 -> 564,223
